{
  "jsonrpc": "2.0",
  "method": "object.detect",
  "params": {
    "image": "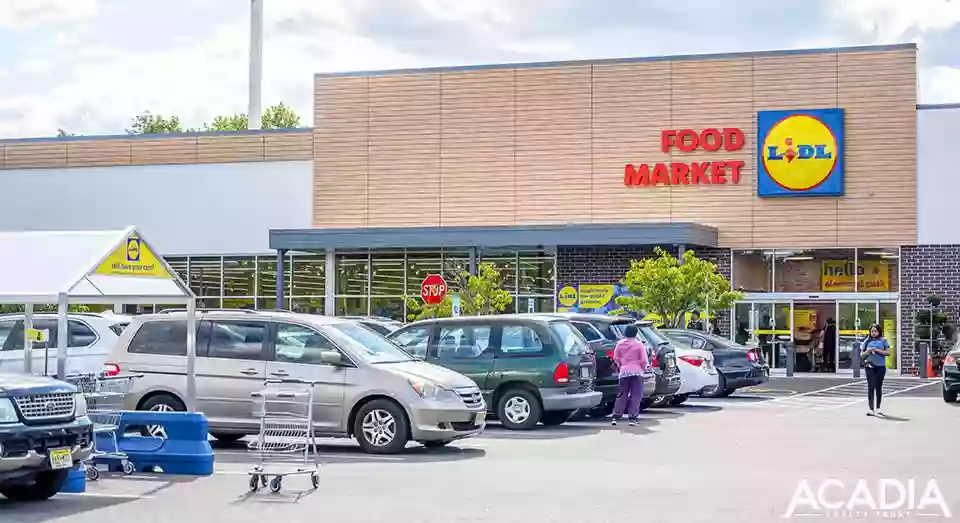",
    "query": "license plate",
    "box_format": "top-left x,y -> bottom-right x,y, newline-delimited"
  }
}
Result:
475,412 -> 486,424
49,448 -> 73,470
580,367 -> 590,379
